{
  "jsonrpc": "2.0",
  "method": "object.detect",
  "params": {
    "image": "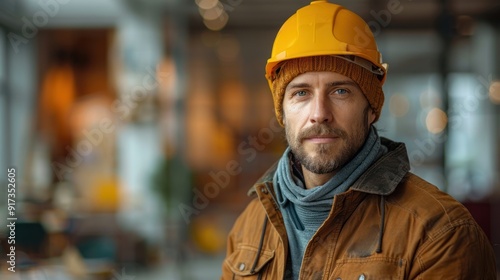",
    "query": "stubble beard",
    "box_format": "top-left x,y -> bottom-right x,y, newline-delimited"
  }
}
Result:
285,111 -> 371,175
286,125 -> 355,174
